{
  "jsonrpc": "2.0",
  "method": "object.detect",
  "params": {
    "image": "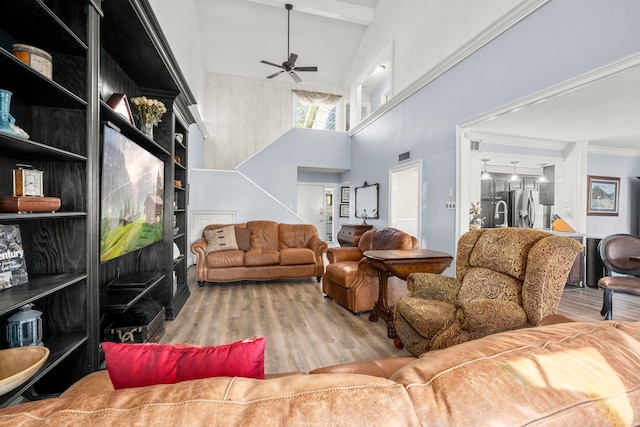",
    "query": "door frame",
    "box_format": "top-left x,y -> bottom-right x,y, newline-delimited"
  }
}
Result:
388,160 -> 422,243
